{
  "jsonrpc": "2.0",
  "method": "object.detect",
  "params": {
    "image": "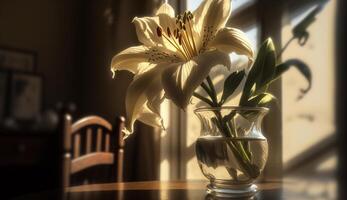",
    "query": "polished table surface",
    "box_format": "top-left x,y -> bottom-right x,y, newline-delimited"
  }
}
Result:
12,180 -> 326,200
